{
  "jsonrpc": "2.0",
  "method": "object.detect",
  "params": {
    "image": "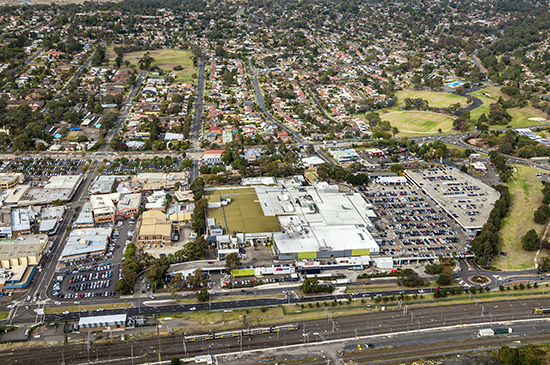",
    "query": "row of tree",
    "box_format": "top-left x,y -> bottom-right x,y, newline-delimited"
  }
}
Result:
470,185 -> 511,265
